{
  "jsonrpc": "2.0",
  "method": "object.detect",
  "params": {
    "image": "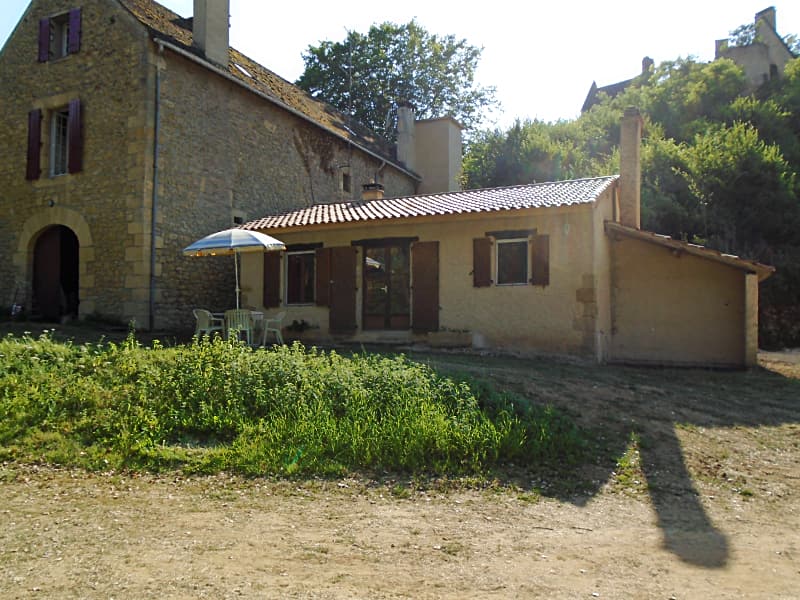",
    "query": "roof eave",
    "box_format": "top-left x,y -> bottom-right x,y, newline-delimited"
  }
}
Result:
605,221 -> 775,281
